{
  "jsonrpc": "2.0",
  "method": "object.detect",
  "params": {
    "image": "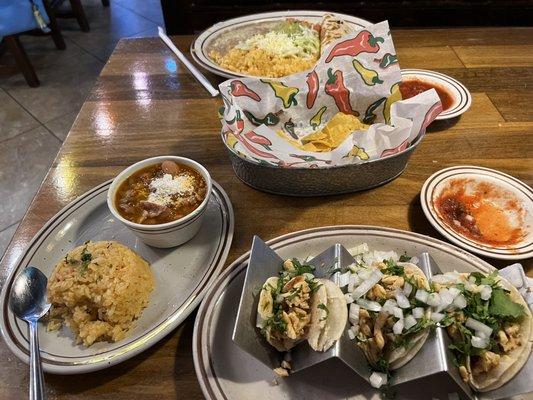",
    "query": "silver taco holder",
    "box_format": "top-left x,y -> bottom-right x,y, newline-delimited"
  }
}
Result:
232,236 -> 532,400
